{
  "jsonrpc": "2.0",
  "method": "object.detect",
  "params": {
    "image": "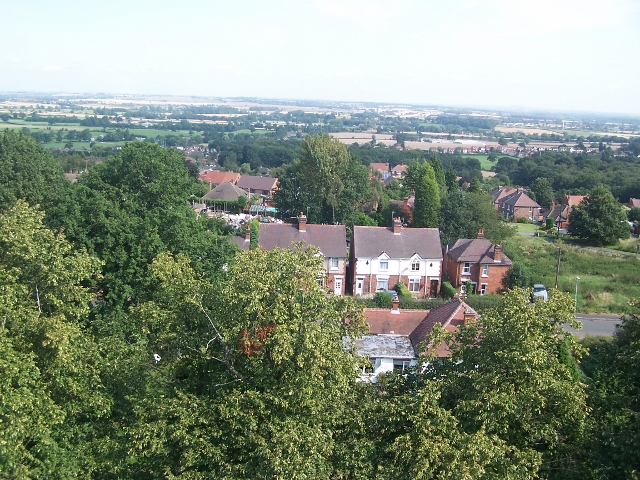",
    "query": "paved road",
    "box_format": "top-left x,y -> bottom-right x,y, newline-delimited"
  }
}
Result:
565,313 -> 622,337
